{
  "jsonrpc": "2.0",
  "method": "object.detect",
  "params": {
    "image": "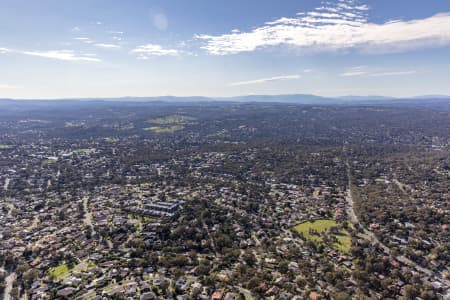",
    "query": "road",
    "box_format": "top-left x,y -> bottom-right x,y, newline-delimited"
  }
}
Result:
201,219 -> 220,257
392,178 -> 450,283
3,177 -> 10,191
83,196 -> 97,237
344,158 -> 450,289
345,162 -> 390,254
6,203 -> 14,218
392,178 -> 407,195
344,180 -> 358,224
83,197 -> 93,228
3,272 -> 16,300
